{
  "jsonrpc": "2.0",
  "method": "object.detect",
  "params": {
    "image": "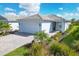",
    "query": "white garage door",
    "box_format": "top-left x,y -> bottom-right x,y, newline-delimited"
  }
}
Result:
19,20 -> 40,34
41,22 -> 51,33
